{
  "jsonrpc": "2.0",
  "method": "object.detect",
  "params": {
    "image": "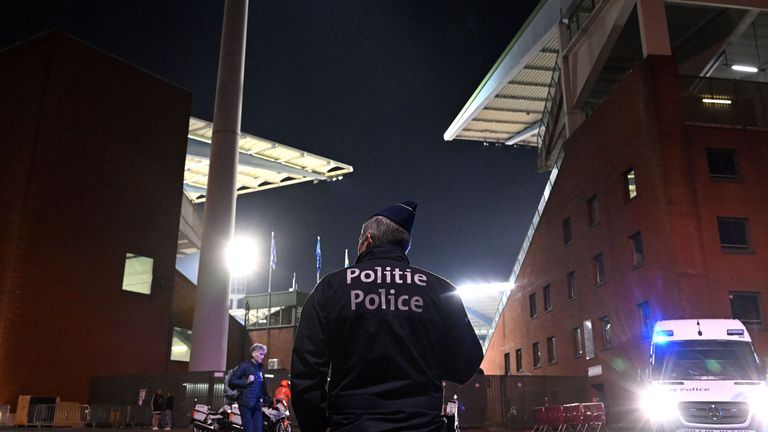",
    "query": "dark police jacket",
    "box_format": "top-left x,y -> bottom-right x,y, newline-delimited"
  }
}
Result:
291,246 -> 483,432
229,360 -> 269,409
